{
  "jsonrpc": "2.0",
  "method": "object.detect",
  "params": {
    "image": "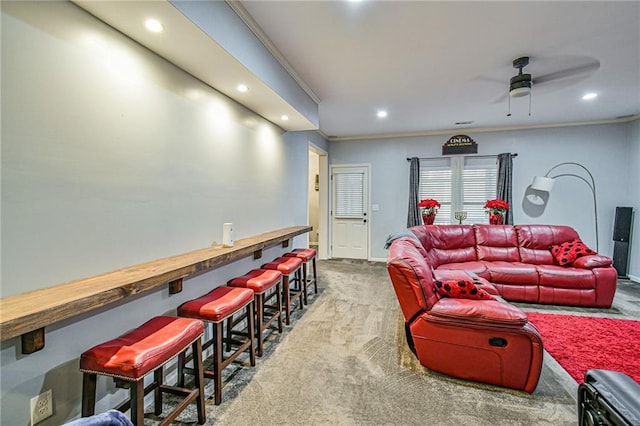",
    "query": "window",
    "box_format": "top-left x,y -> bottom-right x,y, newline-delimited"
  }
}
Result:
333,170 -> 365,218
419,156 -> 497,224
